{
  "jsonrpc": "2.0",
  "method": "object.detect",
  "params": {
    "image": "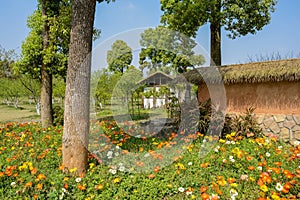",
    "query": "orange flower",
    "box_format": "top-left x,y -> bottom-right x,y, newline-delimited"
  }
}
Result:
36,183 -> 43,190
153,166 -> 160,173
25,181 -> 33,188
64,183 -> 68,189
248,166 -> 255,171
200,162 -> 209,168
273,162 -> 282,166
246,156 -> 253,161
227,177 -> 235,184
148,174 -> 155,179
77,184 -> 86,191
200,186 -> 208,193
95,184 -> 104,190
286,173 -> 294,179
283,182 -> 292,190
201,193 -> 210,200
37,173 -> 46,181
0,172 -> 4,177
